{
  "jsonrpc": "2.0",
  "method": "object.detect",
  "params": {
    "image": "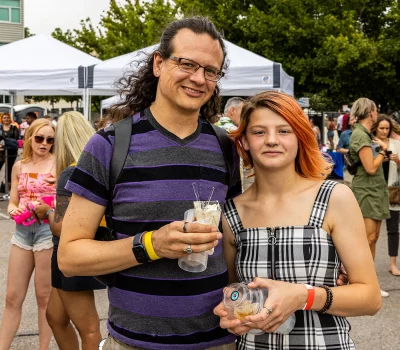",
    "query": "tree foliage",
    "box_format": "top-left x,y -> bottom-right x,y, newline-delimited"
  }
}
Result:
24,27 -> 33,38
25,96 -> 61,109
52,0 -> 176,59
50,0 -> 400,111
